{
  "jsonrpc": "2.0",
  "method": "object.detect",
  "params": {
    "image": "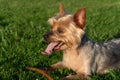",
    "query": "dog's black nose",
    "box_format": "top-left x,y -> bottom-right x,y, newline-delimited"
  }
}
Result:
43,31 -> 53,41
43,34 -> 49,40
